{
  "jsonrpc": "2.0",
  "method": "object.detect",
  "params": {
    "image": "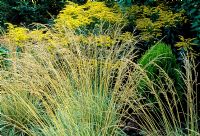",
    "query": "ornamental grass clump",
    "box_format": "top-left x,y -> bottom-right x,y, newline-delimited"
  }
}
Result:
138,43 -> 183,95
136,44 -> 184,111
0,25 -> 140,136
